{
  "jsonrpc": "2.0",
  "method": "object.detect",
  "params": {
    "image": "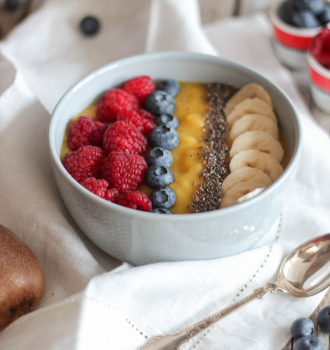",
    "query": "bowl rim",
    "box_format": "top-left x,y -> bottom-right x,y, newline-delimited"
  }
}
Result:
270,0 -> 322,37
307,51 -> 330,79
49,51 -> 302,221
